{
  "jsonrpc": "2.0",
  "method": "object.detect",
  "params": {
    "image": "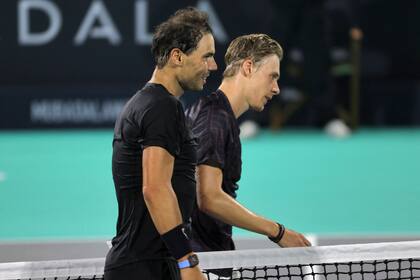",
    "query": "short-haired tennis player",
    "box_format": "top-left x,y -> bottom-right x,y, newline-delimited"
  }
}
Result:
186,34 -> 311,258
104,7 -> 217,280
